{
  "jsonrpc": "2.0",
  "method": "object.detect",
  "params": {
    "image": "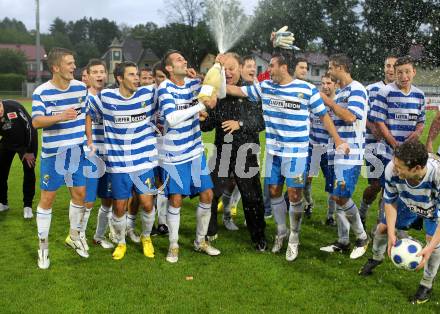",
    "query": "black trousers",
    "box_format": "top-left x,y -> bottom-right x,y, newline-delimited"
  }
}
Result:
0,148 -> 36,208
207,151 -> 266,244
